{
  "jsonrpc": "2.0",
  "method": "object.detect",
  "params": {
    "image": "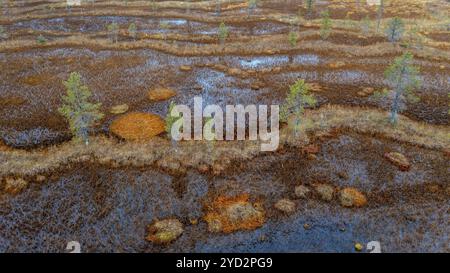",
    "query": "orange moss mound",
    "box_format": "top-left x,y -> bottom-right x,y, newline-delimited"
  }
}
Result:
147,87 -> 176,101
110,112 -> 165,141
339,187 -> 367,208
203,194 -> 265,234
